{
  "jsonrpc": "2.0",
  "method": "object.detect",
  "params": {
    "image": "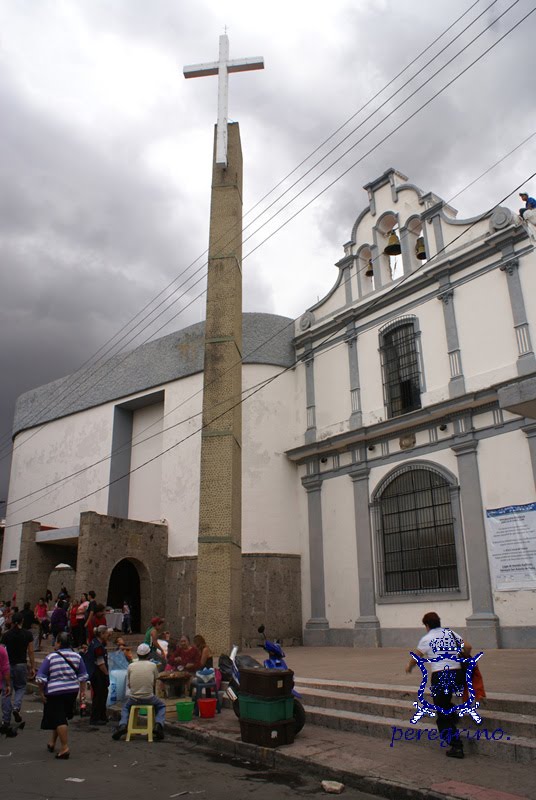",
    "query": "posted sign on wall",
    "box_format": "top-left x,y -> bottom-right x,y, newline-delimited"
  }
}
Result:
485,503 -> 536,591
